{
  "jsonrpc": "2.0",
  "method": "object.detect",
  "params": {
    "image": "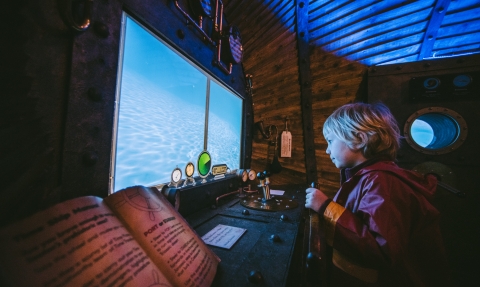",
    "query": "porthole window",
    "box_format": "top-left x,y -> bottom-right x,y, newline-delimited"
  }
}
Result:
410,119 -> 434,147
404,107 -> 467,155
